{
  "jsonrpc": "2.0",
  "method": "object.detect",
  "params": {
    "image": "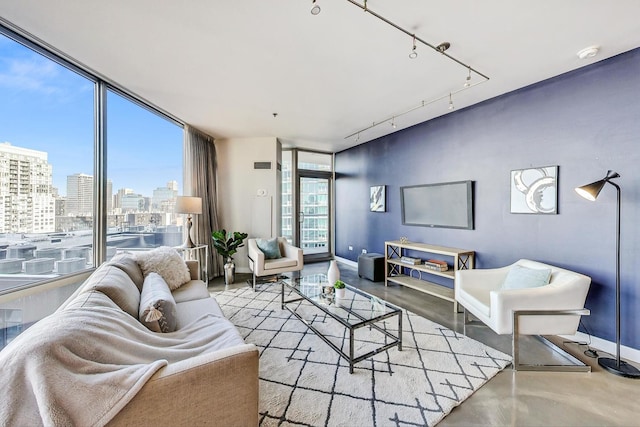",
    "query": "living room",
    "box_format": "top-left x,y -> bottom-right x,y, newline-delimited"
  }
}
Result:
1,1 -> 639,426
